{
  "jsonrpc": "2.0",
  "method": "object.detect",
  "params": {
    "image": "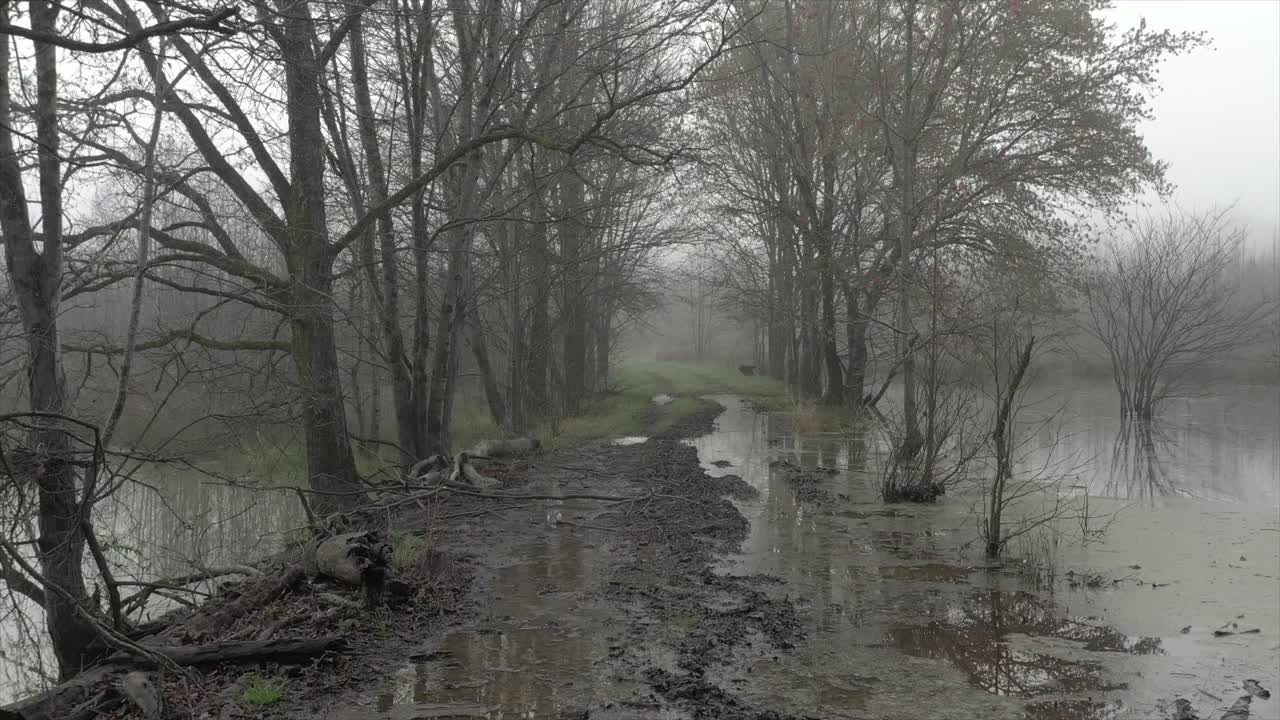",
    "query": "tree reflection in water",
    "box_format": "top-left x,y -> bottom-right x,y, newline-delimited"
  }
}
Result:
889,590 -> 1160,719
1107,418 -> 1181,500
